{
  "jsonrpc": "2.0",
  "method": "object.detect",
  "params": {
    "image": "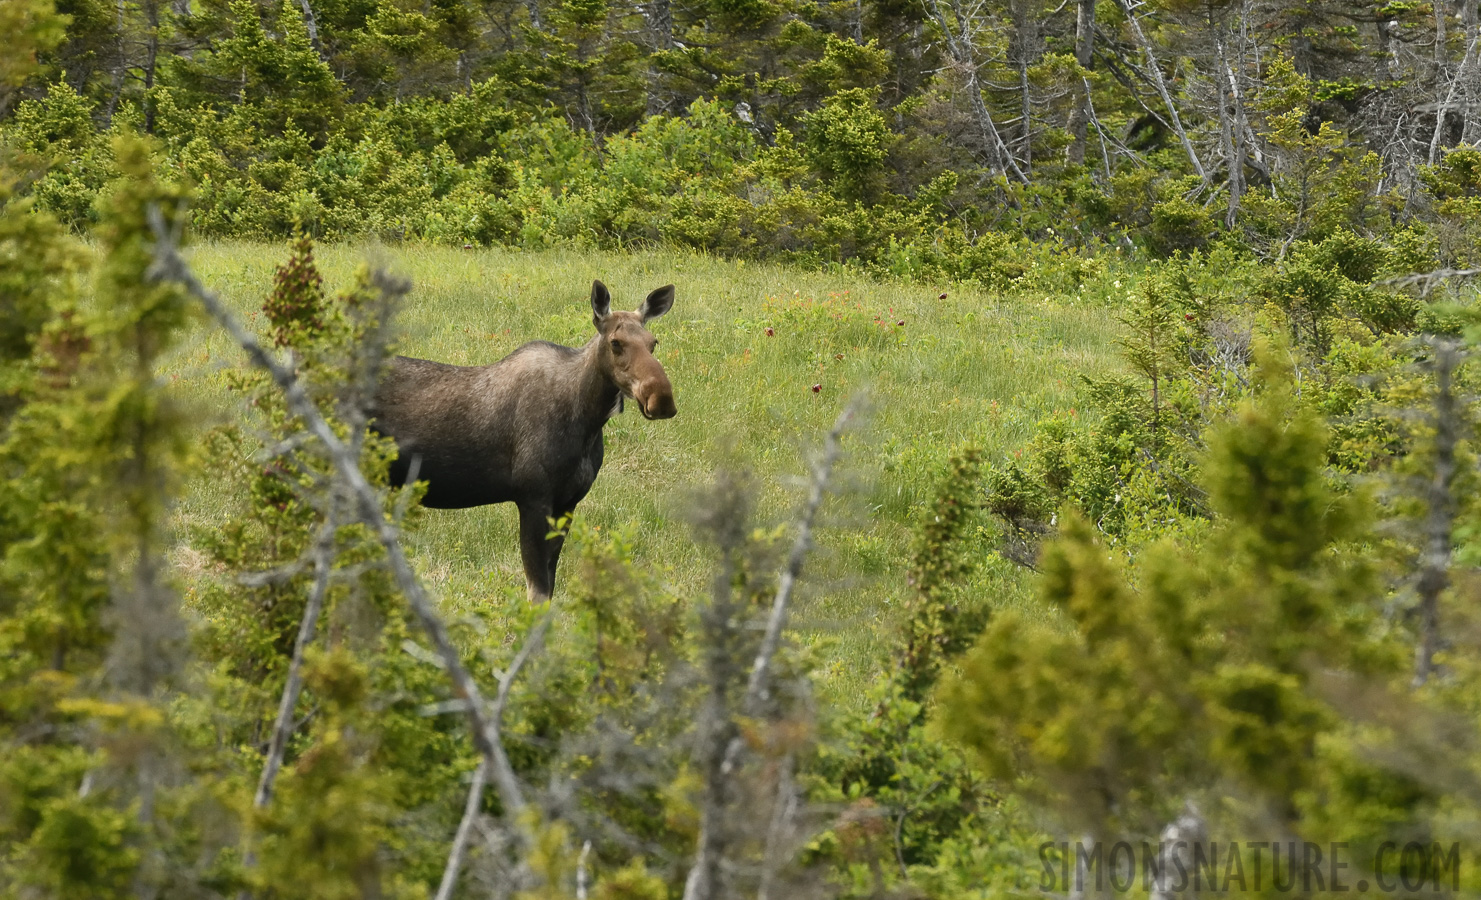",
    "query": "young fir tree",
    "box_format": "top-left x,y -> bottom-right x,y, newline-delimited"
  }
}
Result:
896,444 -> 984,701
186,232 -> 477,898
0,136 -> 208,896
939,341 -> 1419,851
0,0 -> 66,118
